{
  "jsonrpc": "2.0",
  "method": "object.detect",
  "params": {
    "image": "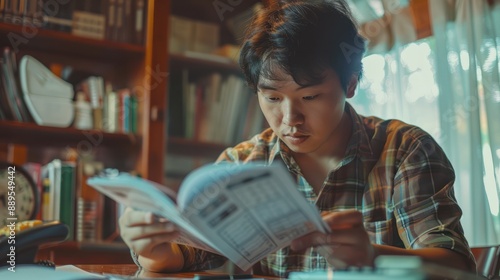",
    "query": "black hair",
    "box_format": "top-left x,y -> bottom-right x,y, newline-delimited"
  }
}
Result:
239,0 -> 366,92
